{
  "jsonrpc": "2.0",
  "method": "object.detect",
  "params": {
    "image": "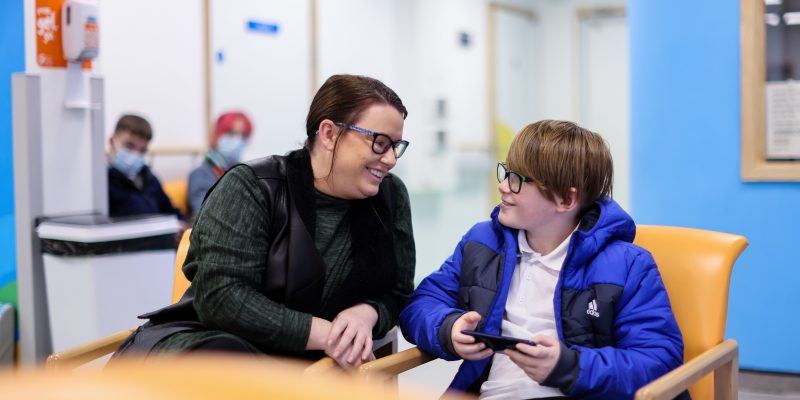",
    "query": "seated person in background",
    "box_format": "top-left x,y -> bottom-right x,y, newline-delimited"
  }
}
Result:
188,111 -> 253,216
108,114 -> 188,231
400,120 -> 686,399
